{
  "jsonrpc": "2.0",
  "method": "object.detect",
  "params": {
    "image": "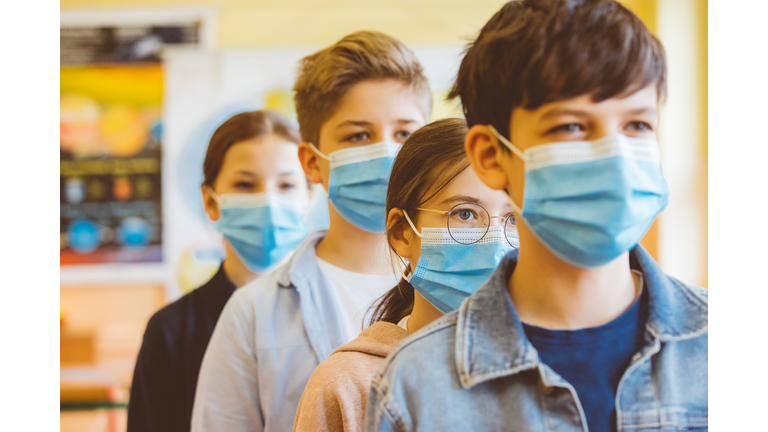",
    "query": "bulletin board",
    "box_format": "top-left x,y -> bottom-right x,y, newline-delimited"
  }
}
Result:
60,9 -> 214,287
